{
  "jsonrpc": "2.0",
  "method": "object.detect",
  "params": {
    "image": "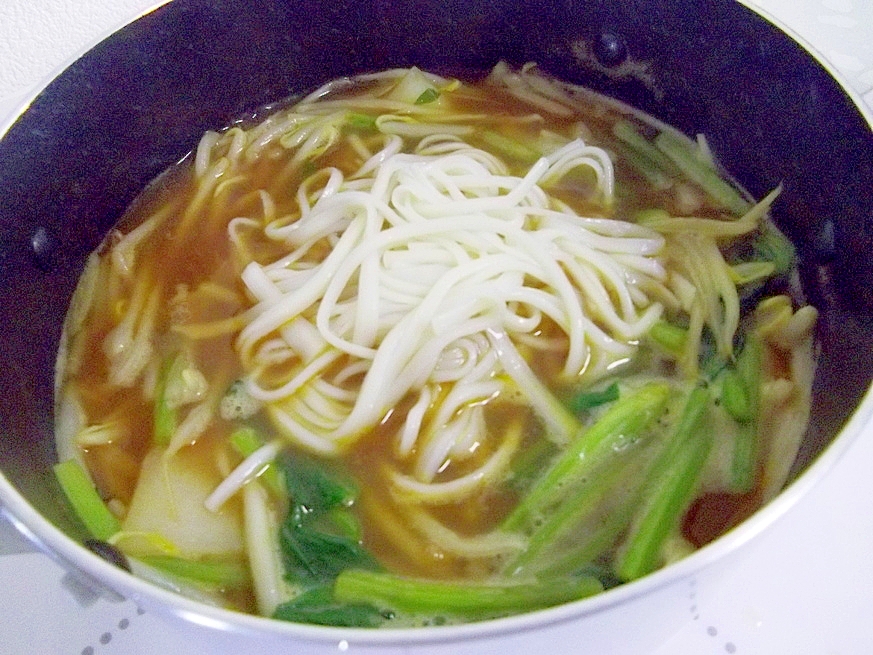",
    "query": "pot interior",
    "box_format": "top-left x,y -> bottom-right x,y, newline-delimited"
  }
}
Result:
0,0 -> 871,596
